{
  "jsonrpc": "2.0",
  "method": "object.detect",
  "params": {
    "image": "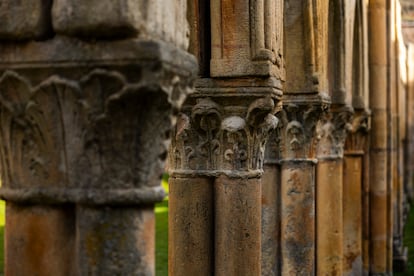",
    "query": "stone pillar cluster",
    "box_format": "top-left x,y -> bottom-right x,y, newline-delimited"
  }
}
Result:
0,0 -> 414,276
